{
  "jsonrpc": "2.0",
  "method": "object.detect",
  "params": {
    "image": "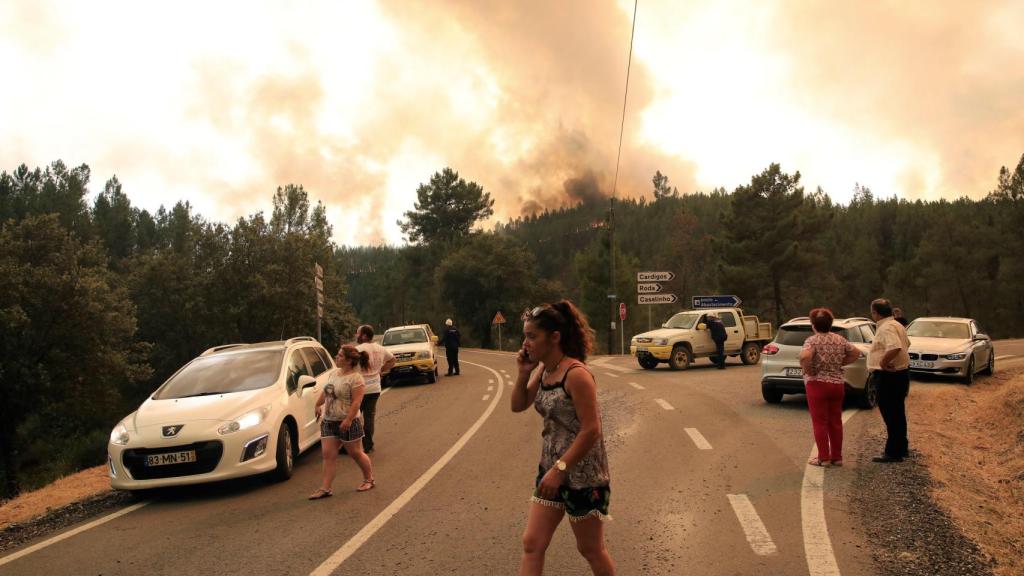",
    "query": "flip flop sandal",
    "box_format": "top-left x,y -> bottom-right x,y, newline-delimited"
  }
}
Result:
356,479 -> 375,492
308,489 -> 333,500
808,458 -> 831,467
